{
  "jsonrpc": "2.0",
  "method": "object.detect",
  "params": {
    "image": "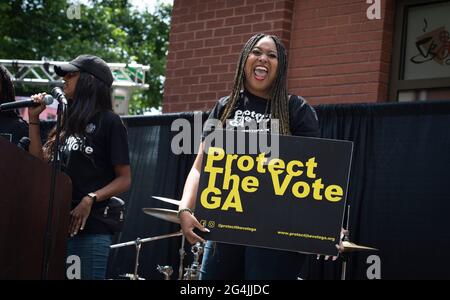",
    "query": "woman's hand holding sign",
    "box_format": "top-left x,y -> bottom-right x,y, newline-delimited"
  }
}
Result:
179,208 -> 209,244
317,228 -> 349,261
